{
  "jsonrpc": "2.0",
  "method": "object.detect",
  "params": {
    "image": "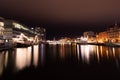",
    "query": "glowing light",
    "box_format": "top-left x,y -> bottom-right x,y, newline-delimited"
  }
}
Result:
33,45 -> 39,67
5,51 -> 8,68
112,48 -> 115,57
31,27 -> 34,30
0,22 -> 4,26
81,45 -> 90,64
77,44 -> 80,60
13,22 -> 29,31
15,48 -> 31,70
106,50 -> 109,58
100,46 -> 103,57
59,44 -> 65,59
96,46 -> 100,62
